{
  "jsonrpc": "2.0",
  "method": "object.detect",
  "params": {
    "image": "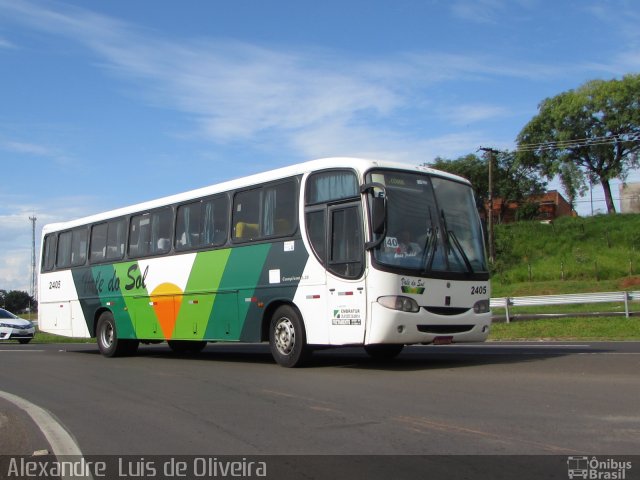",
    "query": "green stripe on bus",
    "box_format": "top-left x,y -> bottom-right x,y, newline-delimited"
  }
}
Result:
73,240 -> 308,342
205,243 -> 271,340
